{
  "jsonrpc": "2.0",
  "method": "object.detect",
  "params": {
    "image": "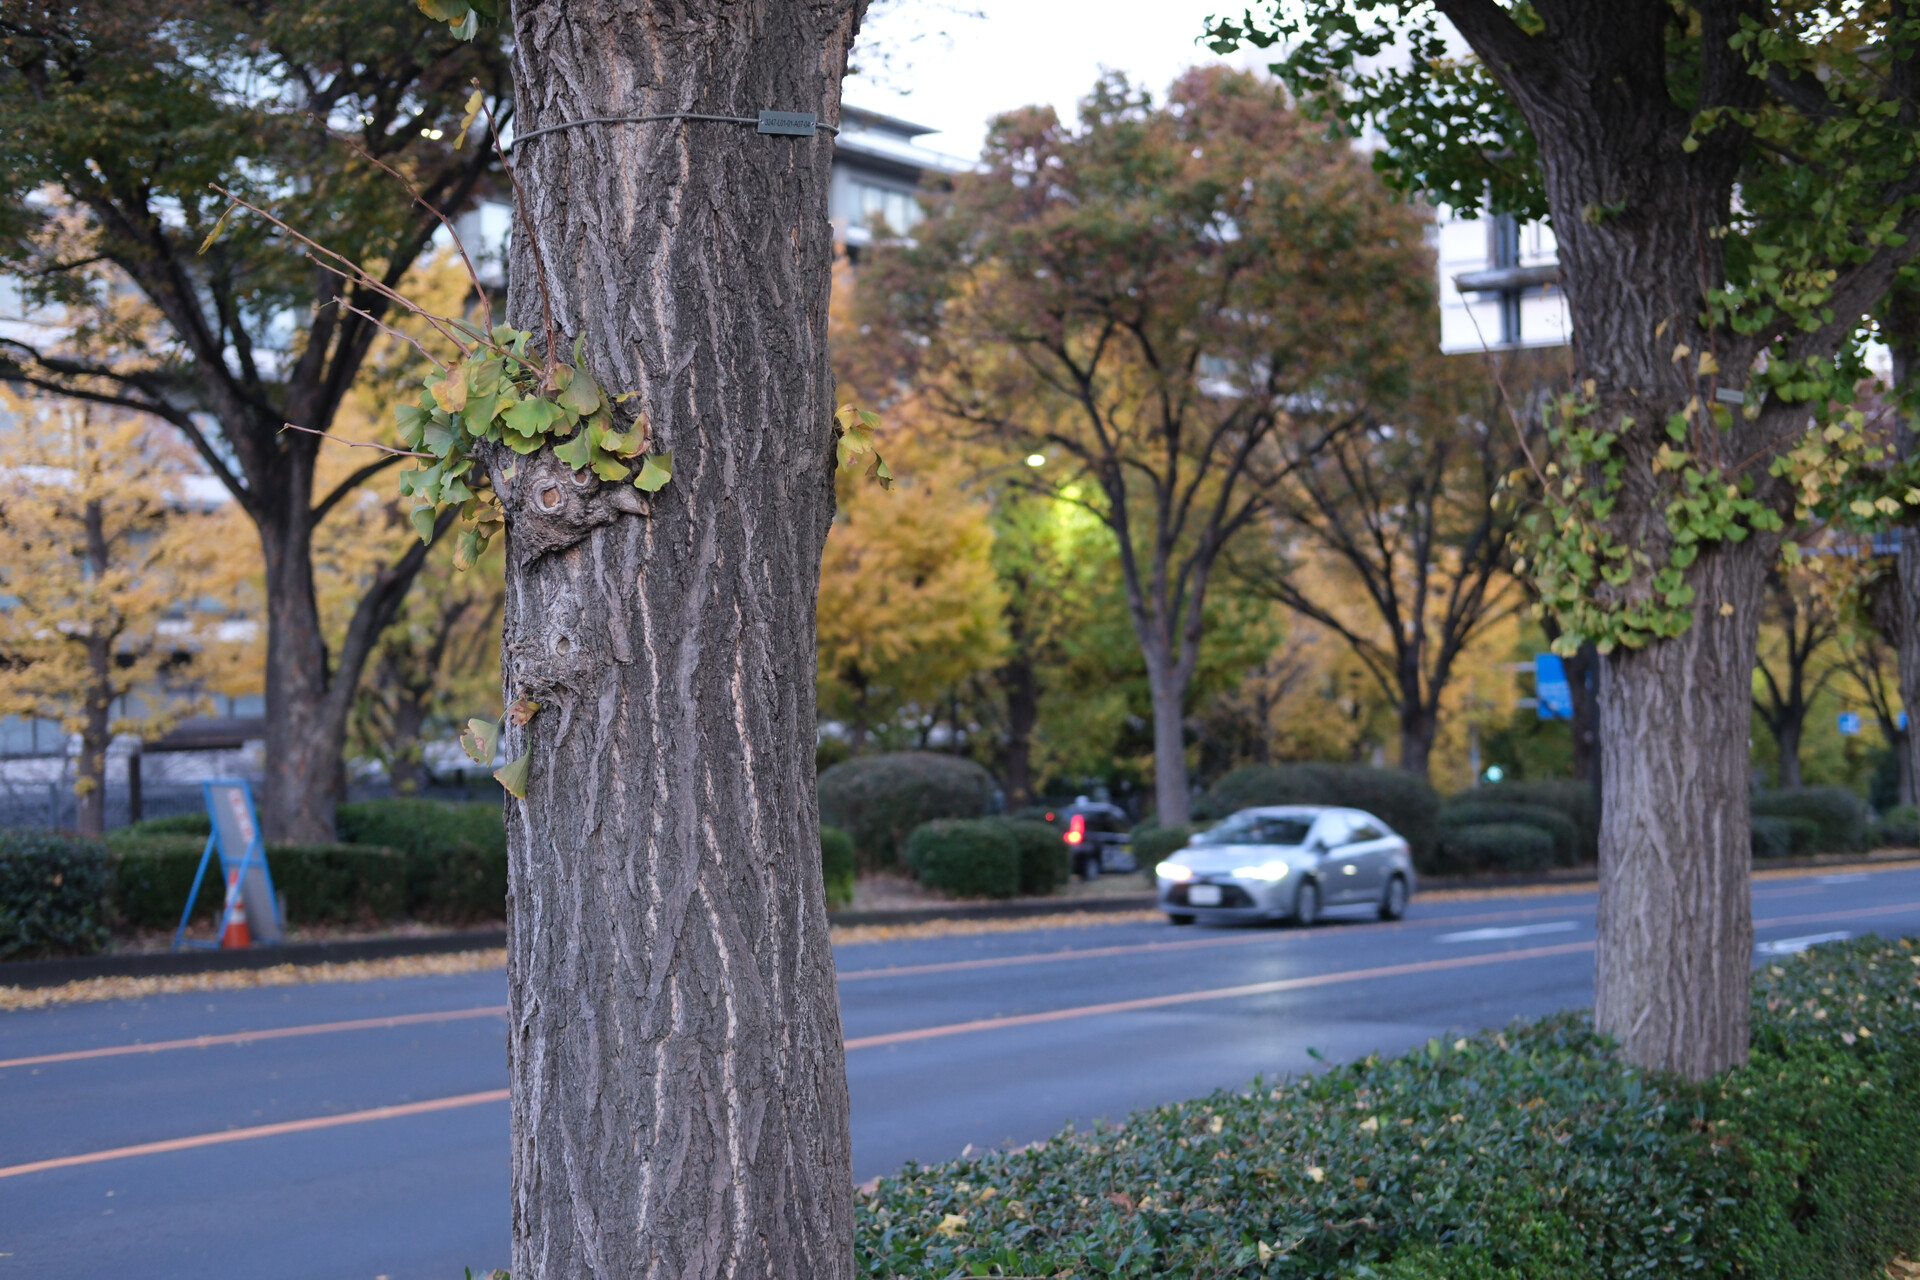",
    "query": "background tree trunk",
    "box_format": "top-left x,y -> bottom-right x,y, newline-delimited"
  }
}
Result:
999,651 -> 1038,808
259,507 -> 349,842
1144,654 -> 1192,824
1397,701 -> 1435,780
1594,538 -> 1763,1079
77,498 -> 111,836
502,2 -> 863,1276
1887,300 -> 1920,814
